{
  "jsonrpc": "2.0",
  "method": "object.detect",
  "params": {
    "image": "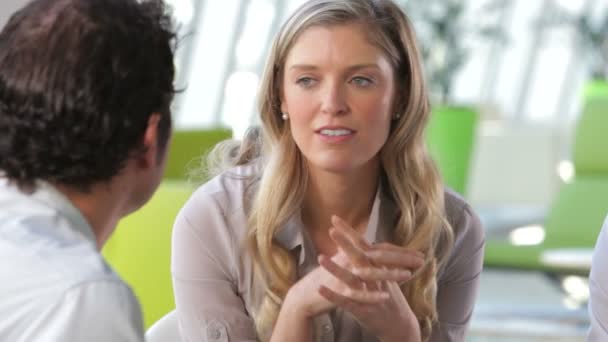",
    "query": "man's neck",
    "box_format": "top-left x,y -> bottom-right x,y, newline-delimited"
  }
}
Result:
54,181 -> 129,250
